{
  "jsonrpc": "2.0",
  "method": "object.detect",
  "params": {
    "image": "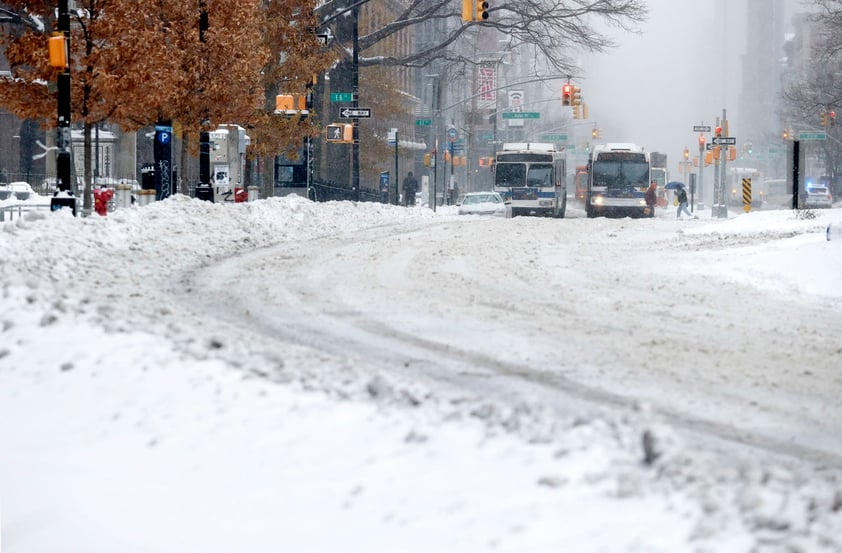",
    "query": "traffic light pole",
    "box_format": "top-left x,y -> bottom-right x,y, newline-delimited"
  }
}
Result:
56,0 -> 72,195
352,5 -> 360,202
